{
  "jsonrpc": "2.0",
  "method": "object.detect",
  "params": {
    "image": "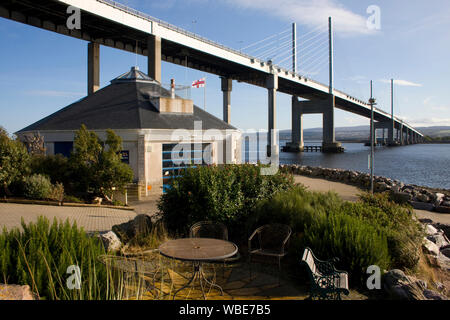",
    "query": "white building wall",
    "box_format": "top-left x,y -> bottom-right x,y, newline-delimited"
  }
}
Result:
18,128 -> 242,196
